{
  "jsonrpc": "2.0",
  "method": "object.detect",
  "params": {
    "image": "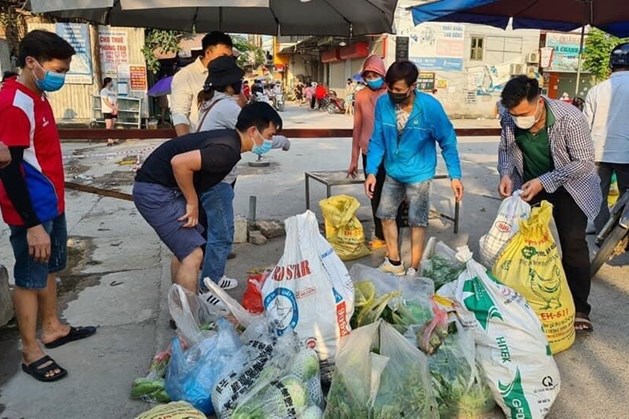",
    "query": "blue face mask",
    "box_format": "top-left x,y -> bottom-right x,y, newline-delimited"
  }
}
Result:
252,130 -> 273,155
366,77 -> 384,90
34,61 -> 66,92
